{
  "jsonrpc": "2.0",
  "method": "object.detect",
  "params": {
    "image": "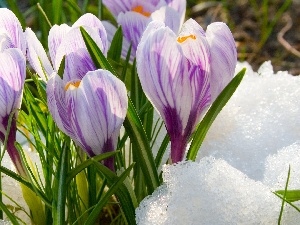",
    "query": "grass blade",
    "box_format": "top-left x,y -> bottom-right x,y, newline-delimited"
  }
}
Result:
84,163 -> 134,225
